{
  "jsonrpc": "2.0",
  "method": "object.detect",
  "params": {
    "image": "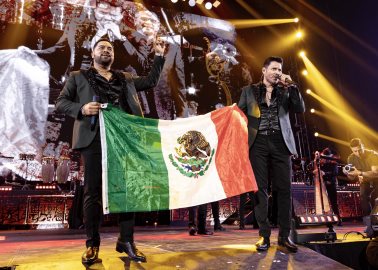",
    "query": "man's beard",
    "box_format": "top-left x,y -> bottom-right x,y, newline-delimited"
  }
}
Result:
94,54 -> 113,68
263,75 -> 278,85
